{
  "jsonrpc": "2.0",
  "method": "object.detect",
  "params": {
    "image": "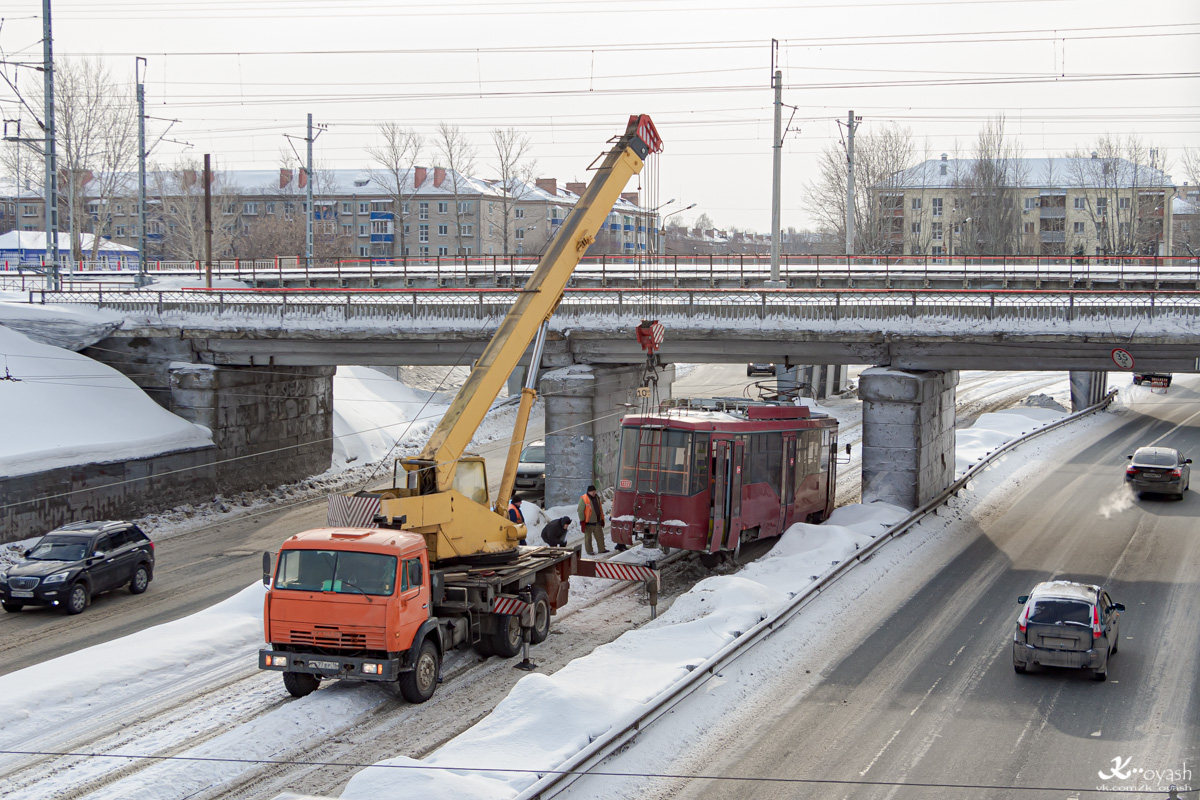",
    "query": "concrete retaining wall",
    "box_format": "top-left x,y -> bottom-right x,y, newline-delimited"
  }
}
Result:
0,446 -> 216,544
